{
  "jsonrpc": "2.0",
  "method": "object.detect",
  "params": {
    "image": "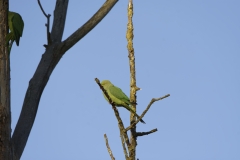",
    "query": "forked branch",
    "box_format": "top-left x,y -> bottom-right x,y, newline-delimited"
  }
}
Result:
37,0 -> 51,46
11,1 -> 118,159
125,94 -> 170,131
